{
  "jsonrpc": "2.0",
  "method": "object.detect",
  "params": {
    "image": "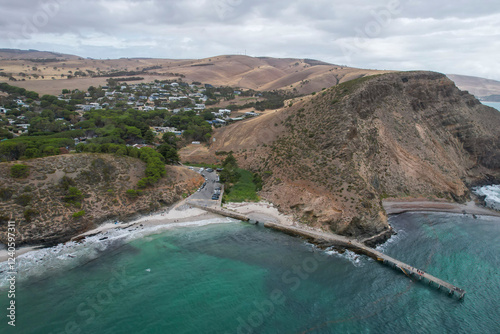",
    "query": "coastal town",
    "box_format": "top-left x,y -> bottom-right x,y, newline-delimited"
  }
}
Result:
0,80 -> 271,144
